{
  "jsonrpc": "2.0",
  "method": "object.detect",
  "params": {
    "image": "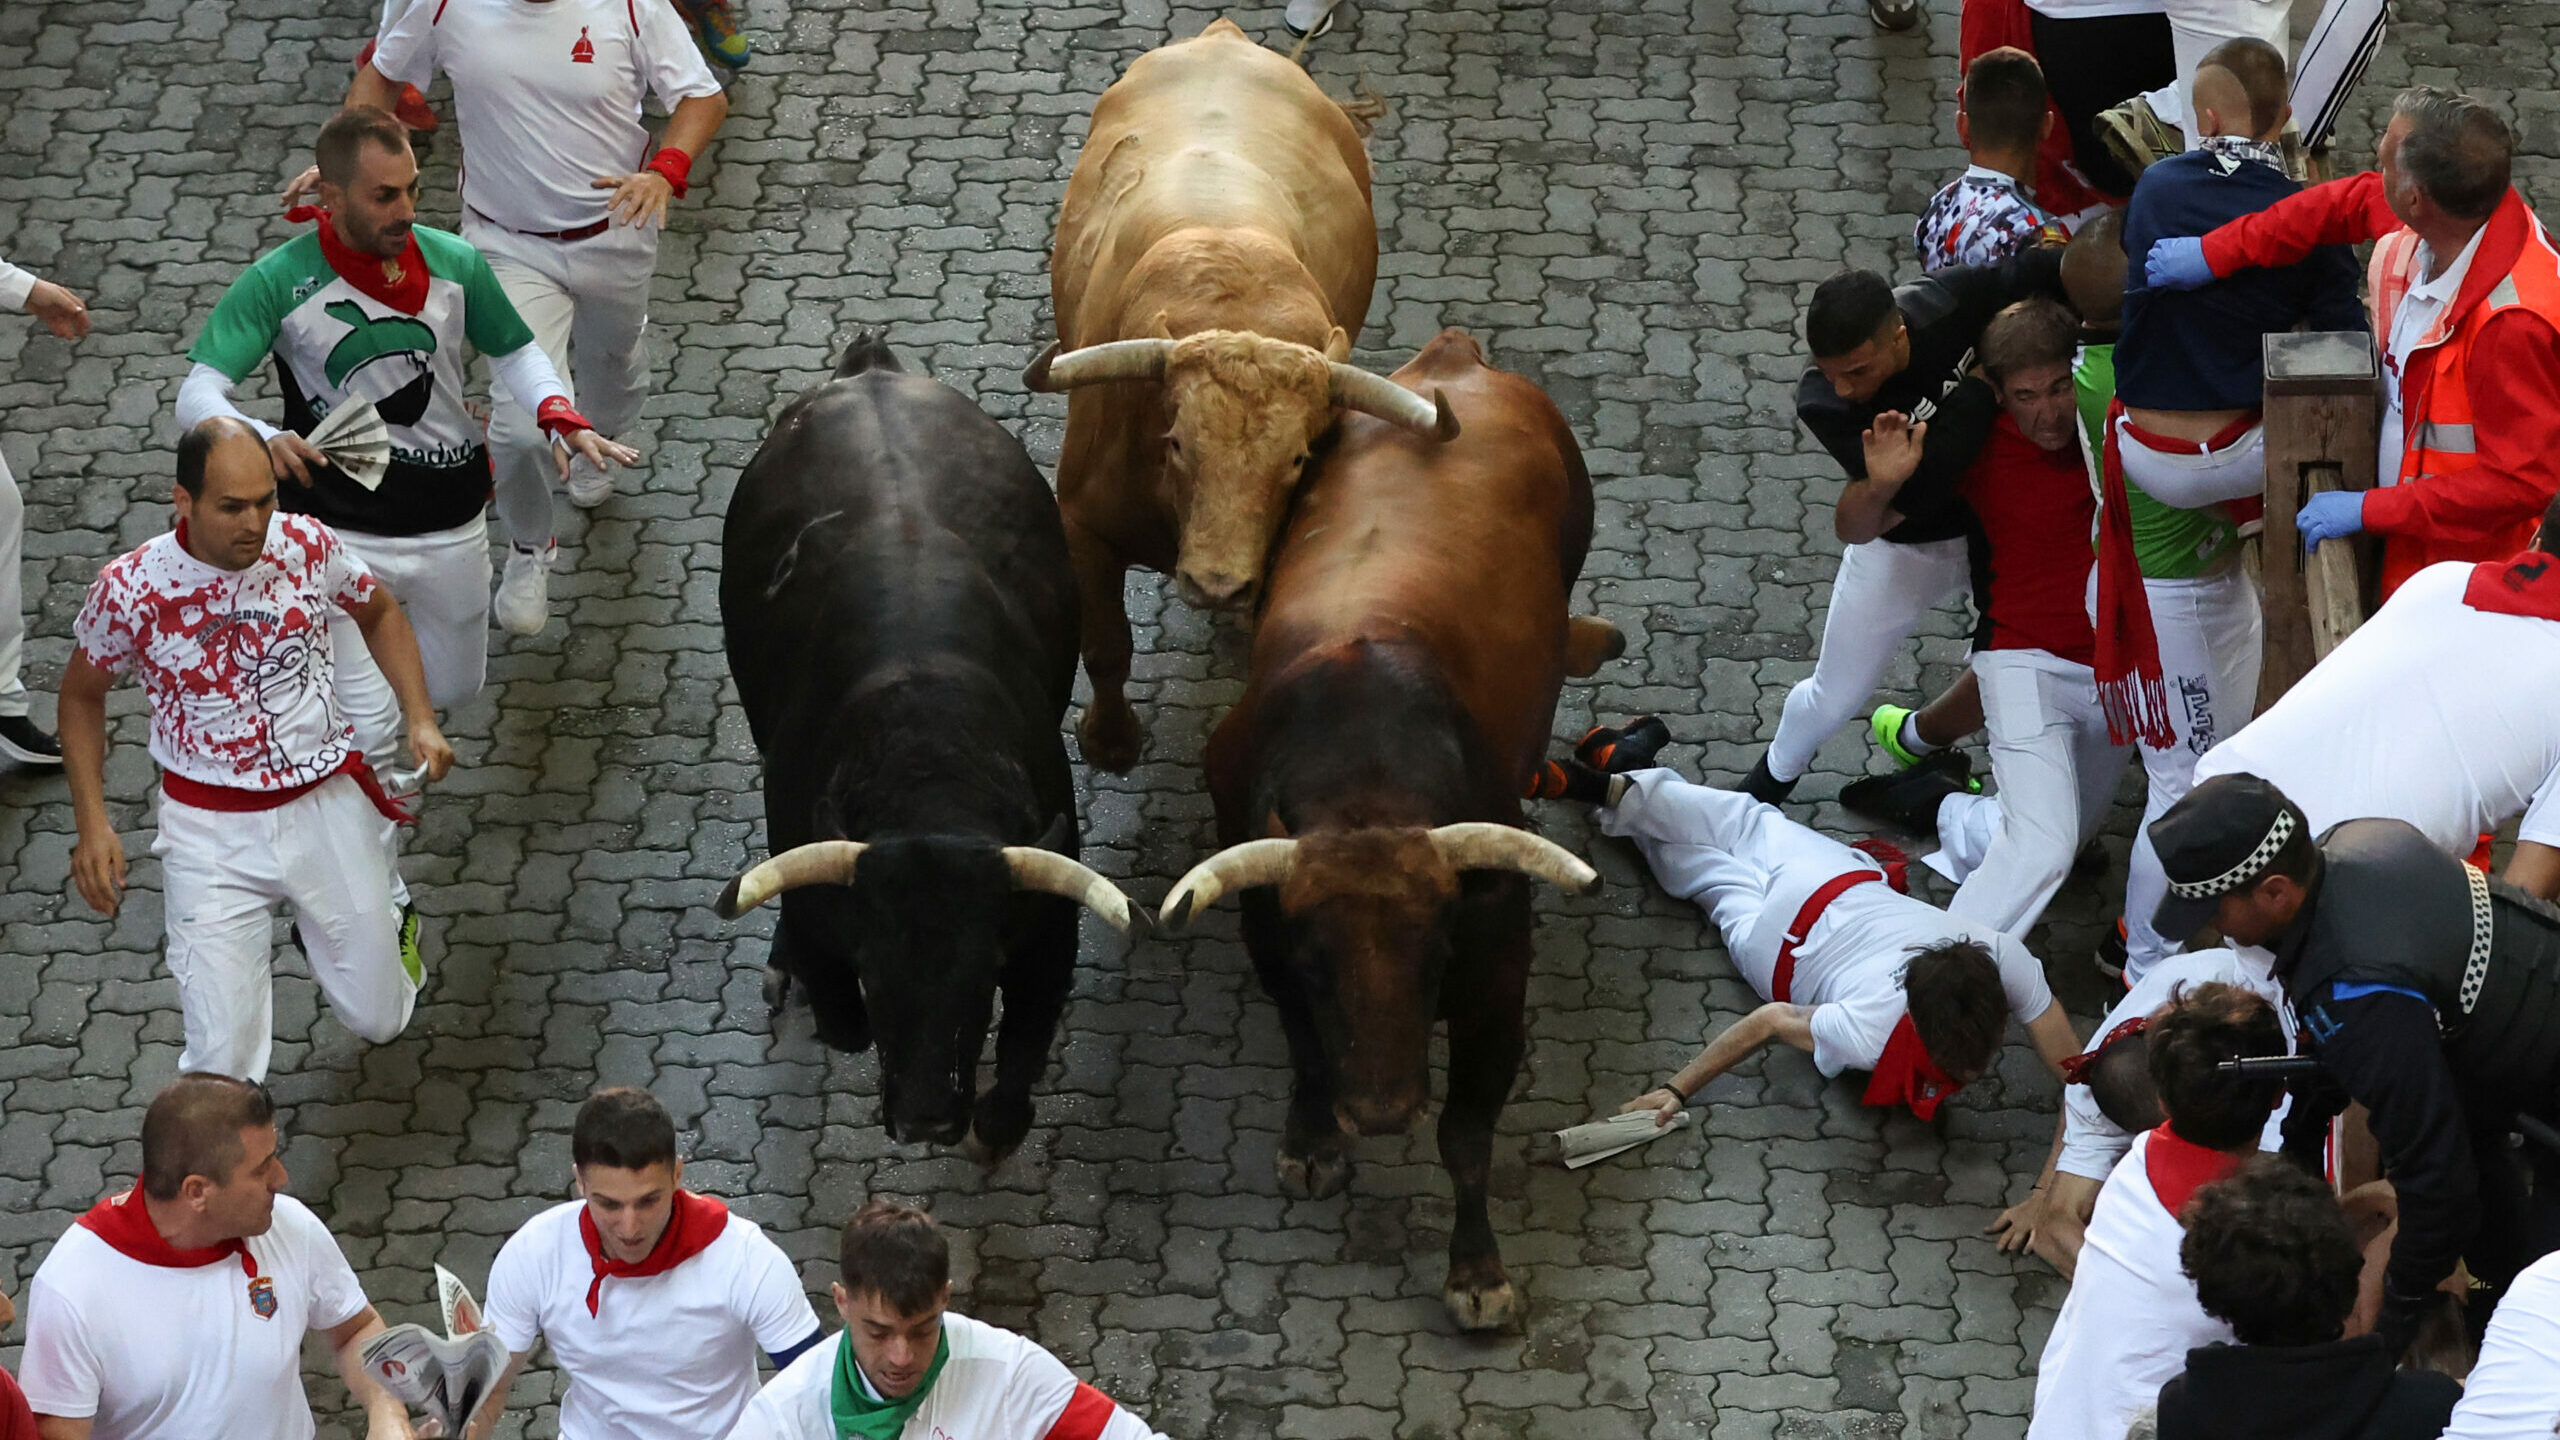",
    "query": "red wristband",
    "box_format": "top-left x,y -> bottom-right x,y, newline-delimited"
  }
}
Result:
644,147 -> 693,200
536,395 -> 595,439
